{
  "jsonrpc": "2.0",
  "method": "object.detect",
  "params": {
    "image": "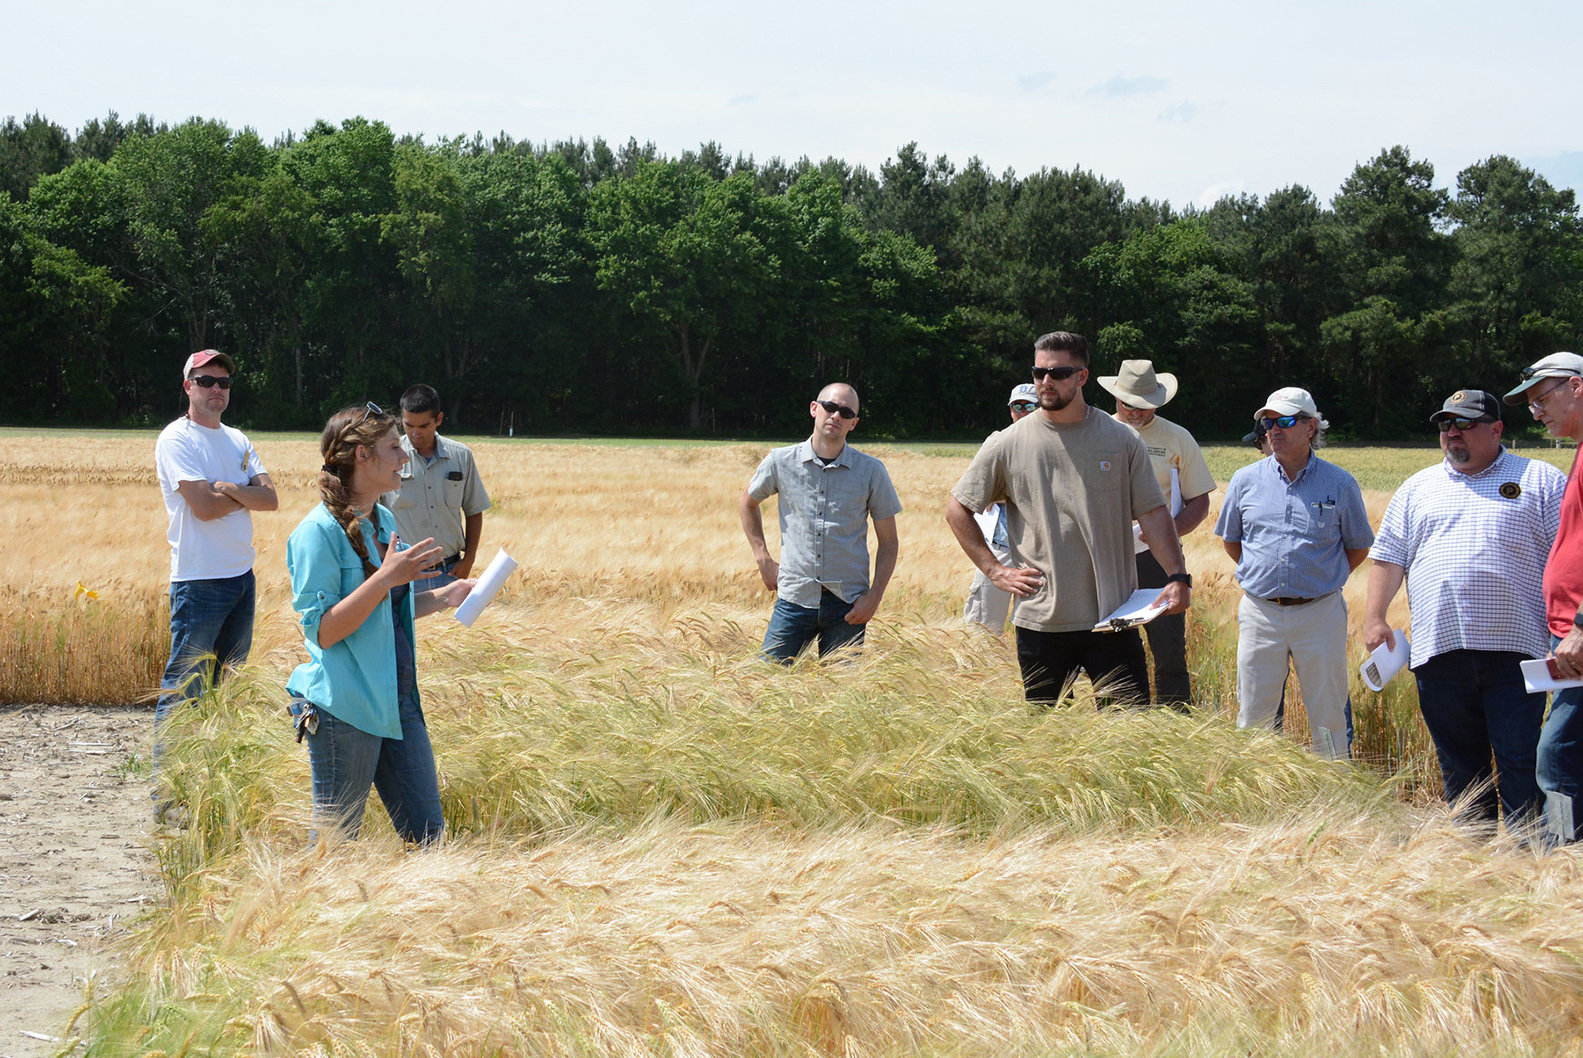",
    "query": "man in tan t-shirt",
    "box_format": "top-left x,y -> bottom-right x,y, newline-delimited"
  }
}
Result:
946,331 -> 1193,707
1099,359 -> 1217,711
